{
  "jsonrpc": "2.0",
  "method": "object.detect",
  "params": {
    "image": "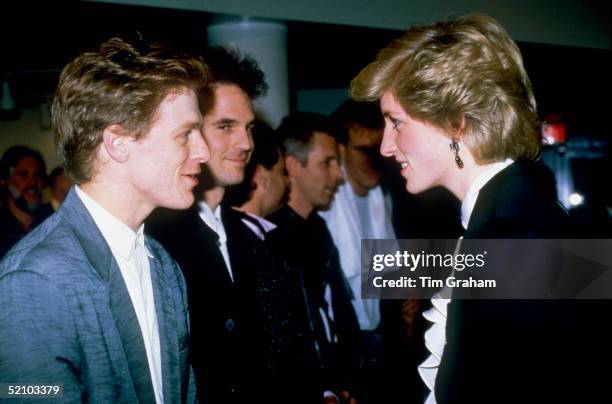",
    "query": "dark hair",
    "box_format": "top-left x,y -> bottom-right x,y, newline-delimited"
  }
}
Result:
48,166 -> 66,187
224,120 -> 280,207
332,99 -> 384,133
276,112 -> 346,165
52,37 -> 209,183
0,145 -> 47,181
201,46 -> 267,108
